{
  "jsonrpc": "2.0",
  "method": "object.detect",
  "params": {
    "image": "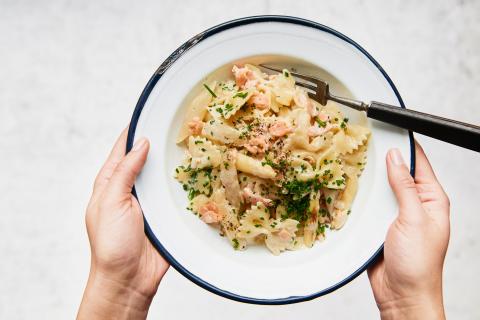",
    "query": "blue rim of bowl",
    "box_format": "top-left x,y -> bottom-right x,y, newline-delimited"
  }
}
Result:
126,15 -> 416,305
